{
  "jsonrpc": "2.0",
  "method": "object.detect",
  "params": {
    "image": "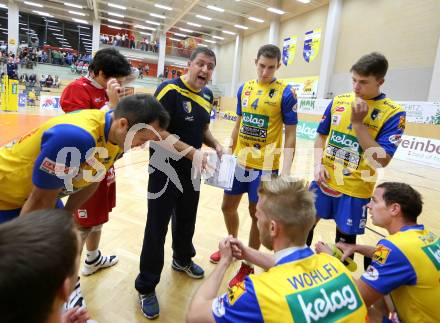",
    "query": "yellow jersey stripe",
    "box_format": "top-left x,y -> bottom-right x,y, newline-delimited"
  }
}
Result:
156,84 -> 212,114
